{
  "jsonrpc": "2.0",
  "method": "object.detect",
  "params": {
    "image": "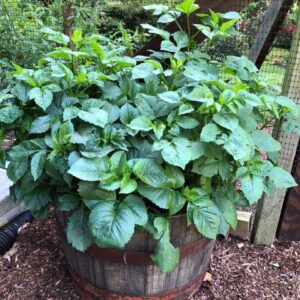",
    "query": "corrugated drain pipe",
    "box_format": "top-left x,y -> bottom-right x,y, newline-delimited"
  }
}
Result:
0,211 -> 34,255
